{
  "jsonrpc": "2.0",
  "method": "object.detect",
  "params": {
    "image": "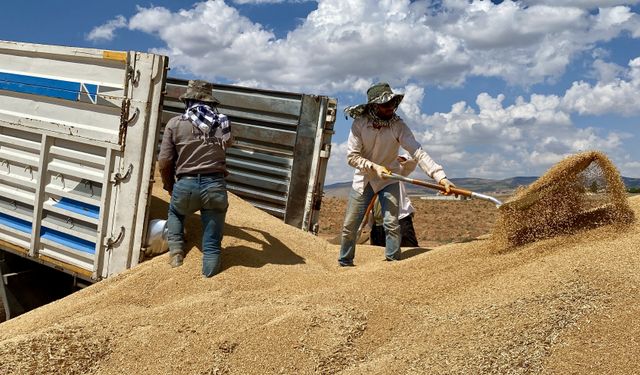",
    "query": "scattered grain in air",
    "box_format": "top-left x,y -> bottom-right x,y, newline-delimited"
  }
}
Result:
492,151 -> 635,250
1,153 -> 639,375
